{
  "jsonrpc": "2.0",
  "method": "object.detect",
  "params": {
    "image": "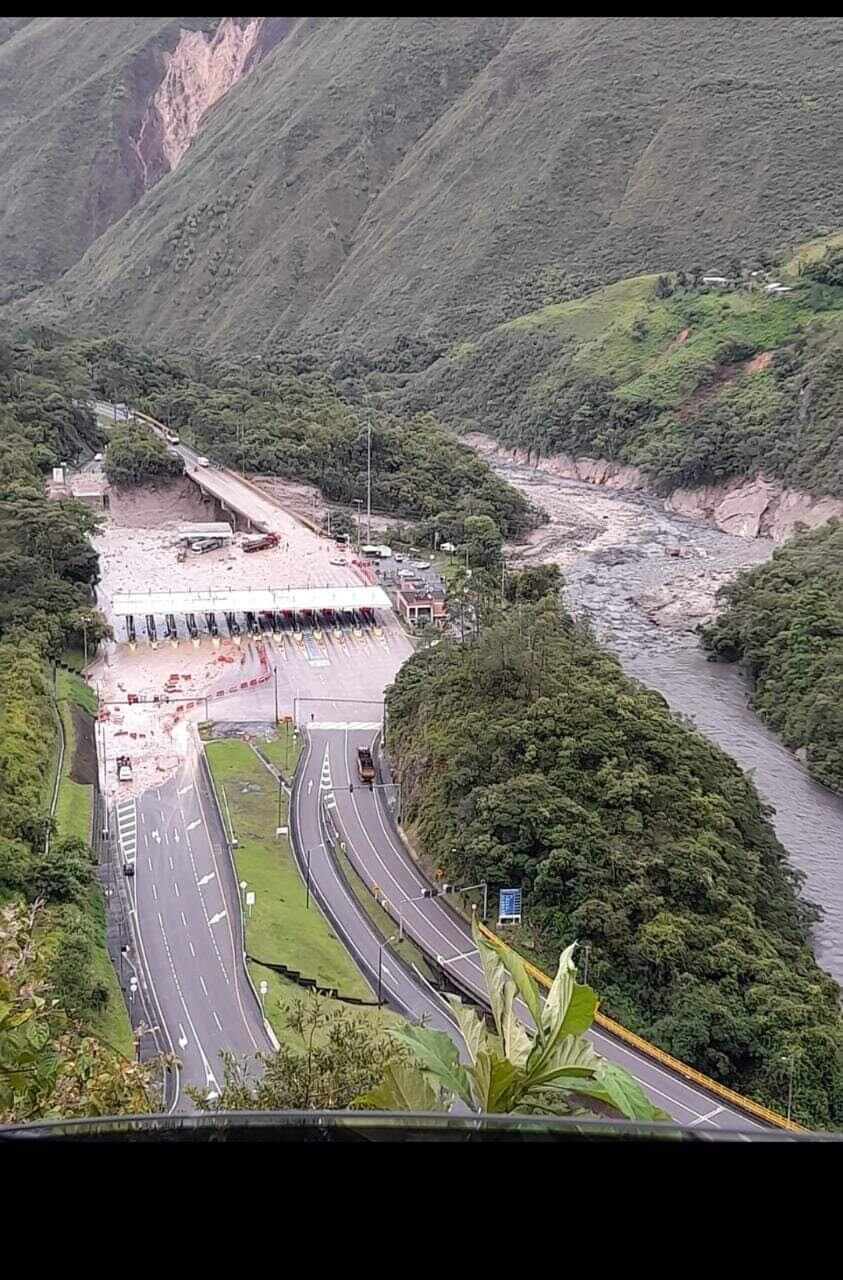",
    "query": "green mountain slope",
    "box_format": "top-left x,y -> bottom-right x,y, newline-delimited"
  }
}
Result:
21,16 -> 843,351
402,240 -> 843,499
702,523 -> 843,796
0,17 -> 212,304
